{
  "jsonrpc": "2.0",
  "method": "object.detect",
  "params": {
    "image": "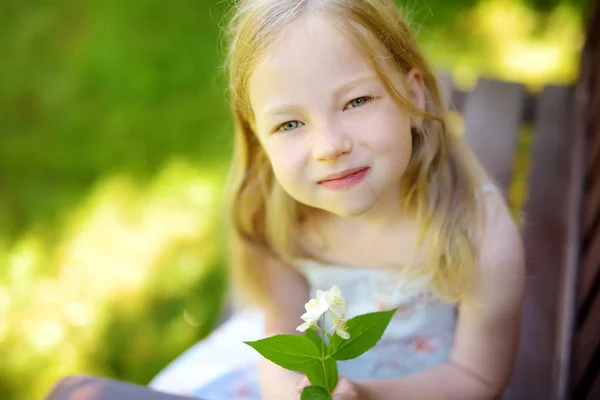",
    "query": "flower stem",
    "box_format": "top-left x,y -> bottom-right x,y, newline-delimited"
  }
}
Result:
320,313 -> 330,394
